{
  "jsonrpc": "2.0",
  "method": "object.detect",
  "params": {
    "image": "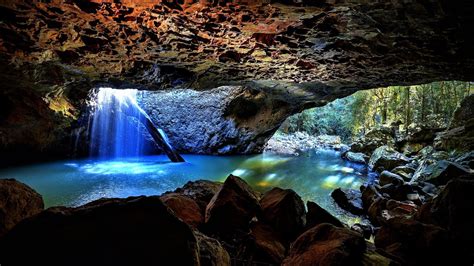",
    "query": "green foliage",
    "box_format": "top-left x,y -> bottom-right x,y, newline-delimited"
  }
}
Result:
280,81 -> 472,142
